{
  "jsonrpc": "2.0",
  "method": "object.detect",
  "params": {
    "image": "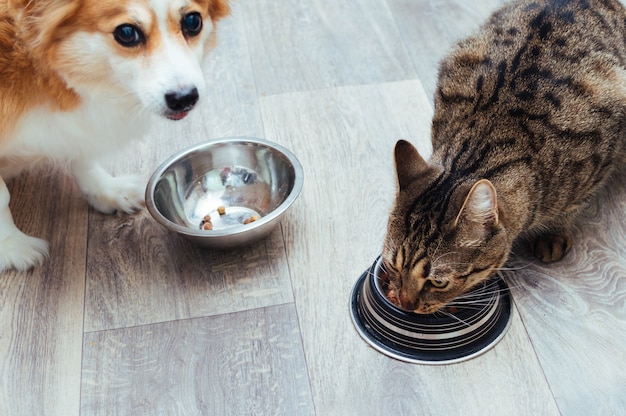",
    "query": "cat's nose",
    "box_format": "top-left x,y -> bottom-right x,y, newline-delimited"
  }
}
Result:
398,293 -> 418,312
